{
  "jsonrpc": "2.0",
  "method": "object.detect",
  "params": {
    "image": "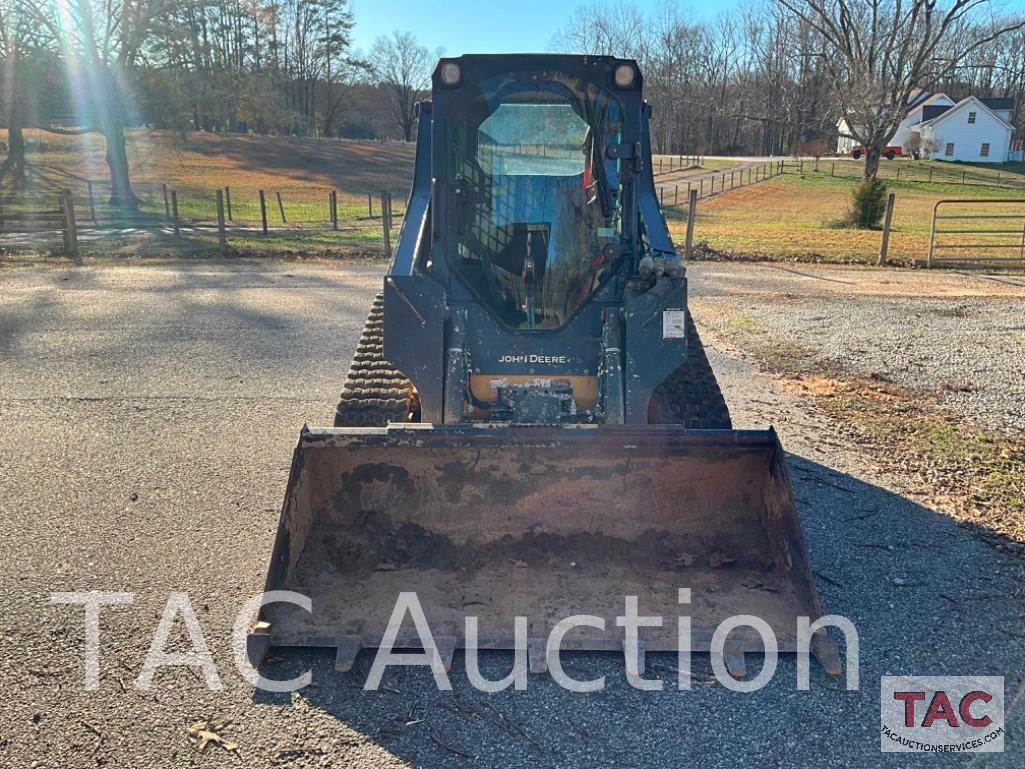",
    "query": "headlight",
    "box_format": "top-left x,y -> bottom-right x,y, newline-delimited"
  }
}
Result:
613,64 -> 636,88
440,62 -> 461,86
